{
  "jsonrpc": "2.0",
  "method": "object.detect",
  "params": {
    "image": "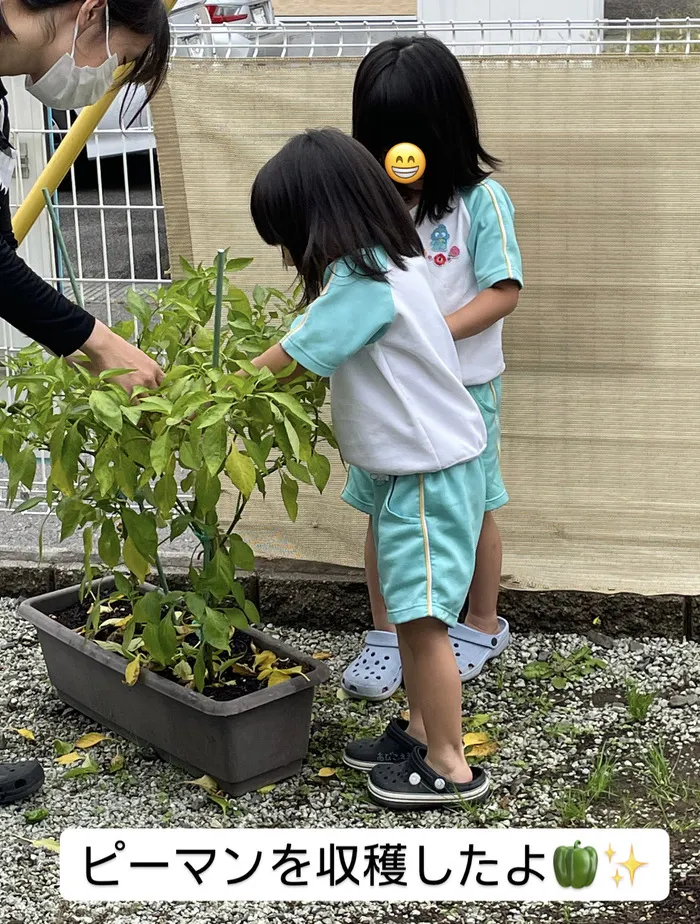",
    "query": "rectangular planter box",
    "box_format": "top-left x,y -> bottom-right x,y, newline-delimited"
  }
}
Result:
19,582 -> 330,796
